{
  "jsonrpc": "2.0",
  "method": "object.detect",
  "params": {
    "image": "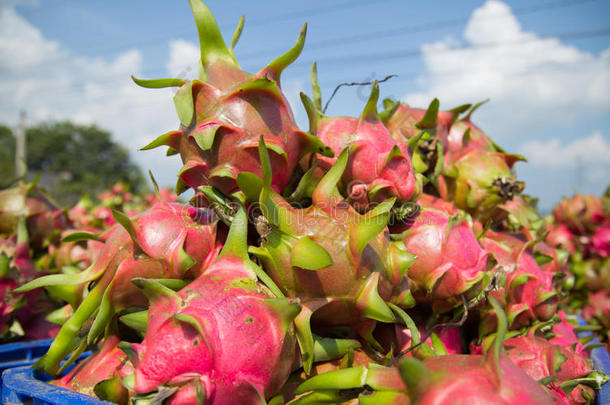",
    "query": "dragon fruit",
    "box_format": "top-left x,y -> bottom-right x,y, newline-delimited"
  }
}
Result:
133,0 -> 332,197
240,137 -> 415,371
438,148 -> 525,223
545,223 -> 576,255
0,179 -> 69,252
395,202 -> 490,311
398,297 -> 555,405
382,98 -> 455,180
553,194 -> 606,235
479,231 -> 559,333
16,199 -> 219,375
590,225 -> 610,258
298,64 -> 420,212
123,208 -> 299,404
382,98 -> 524,222
53,332 -> 132,403
503,329 -> 606,404
0,219 -> 59,341
494,194 -> 545,235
